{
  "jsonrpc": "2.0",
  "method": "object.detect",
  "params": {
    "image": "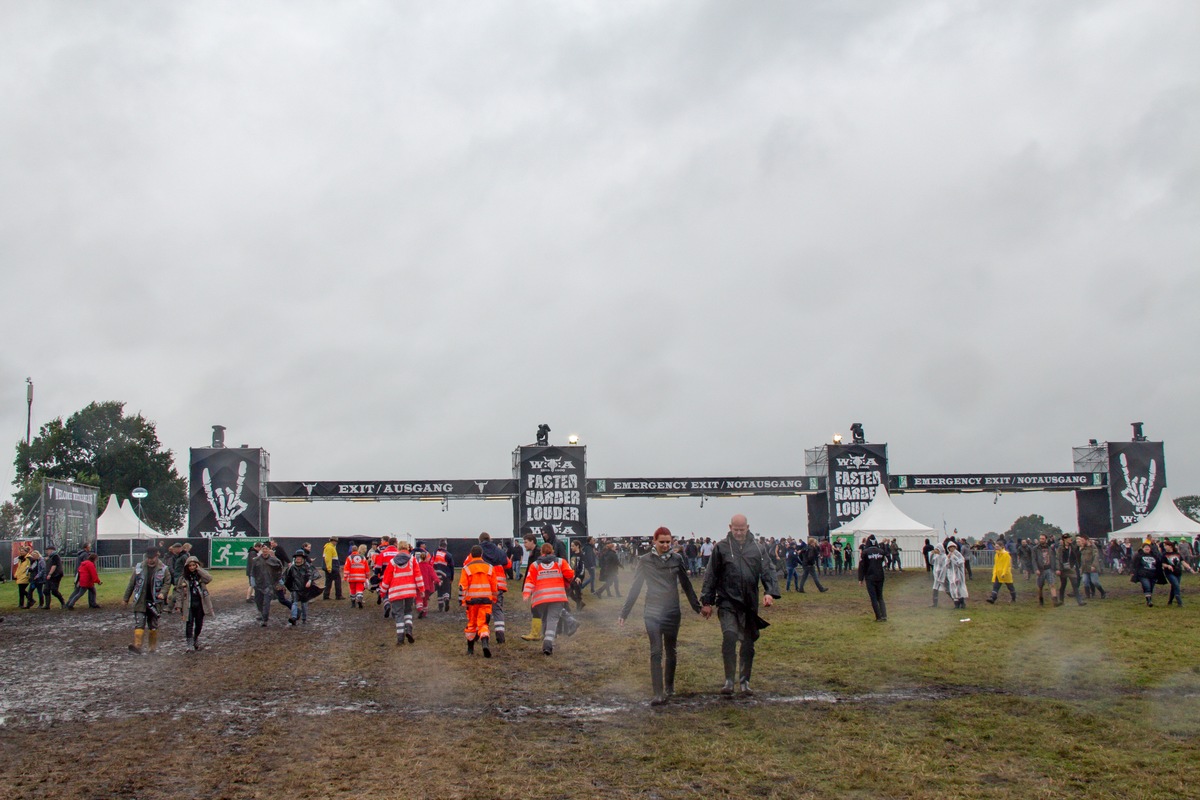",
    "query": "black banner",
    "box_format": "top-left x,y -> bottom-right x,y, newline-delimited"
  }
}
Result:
267,479 -> 517,500
515,445 -> 587,539
1108,441 -> 1166,529
587,476 -> 822,496
42,479 -> 99,552
828,443 -> 888,529
892,473 -> 1104,492
188,448 -> 270,539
